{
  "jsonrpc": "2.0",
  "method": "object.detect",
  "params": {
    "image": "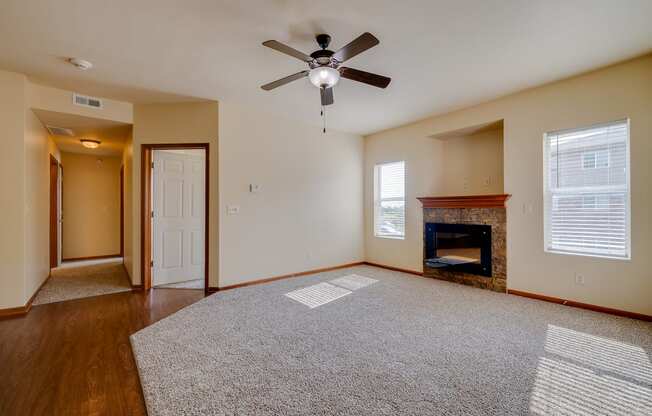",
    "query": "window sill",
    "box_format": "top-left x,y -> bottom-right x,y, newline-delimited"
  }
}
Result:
545,248 -> 630,261
375,234 -> 405,240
